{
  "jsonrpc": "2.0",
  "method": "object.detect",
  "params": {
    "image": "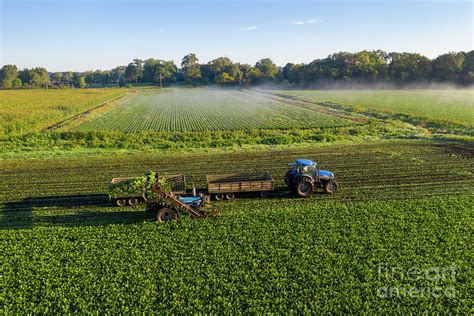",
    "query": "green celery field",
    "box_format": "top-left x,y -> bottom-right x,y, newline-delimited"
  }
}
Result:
1,87 -> 473,313
1,141 -> 473,313
73,89 -> 353,132
275,89 -> 474,127
1,197 -> 471,313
